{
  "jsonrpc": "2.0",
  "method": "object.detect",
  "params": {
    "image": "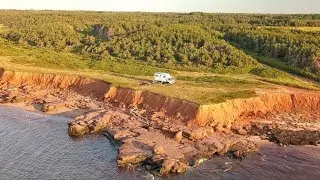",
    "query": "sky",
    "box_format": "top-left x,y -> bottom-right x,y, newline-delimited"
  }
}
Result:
0,0 -> 319,14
